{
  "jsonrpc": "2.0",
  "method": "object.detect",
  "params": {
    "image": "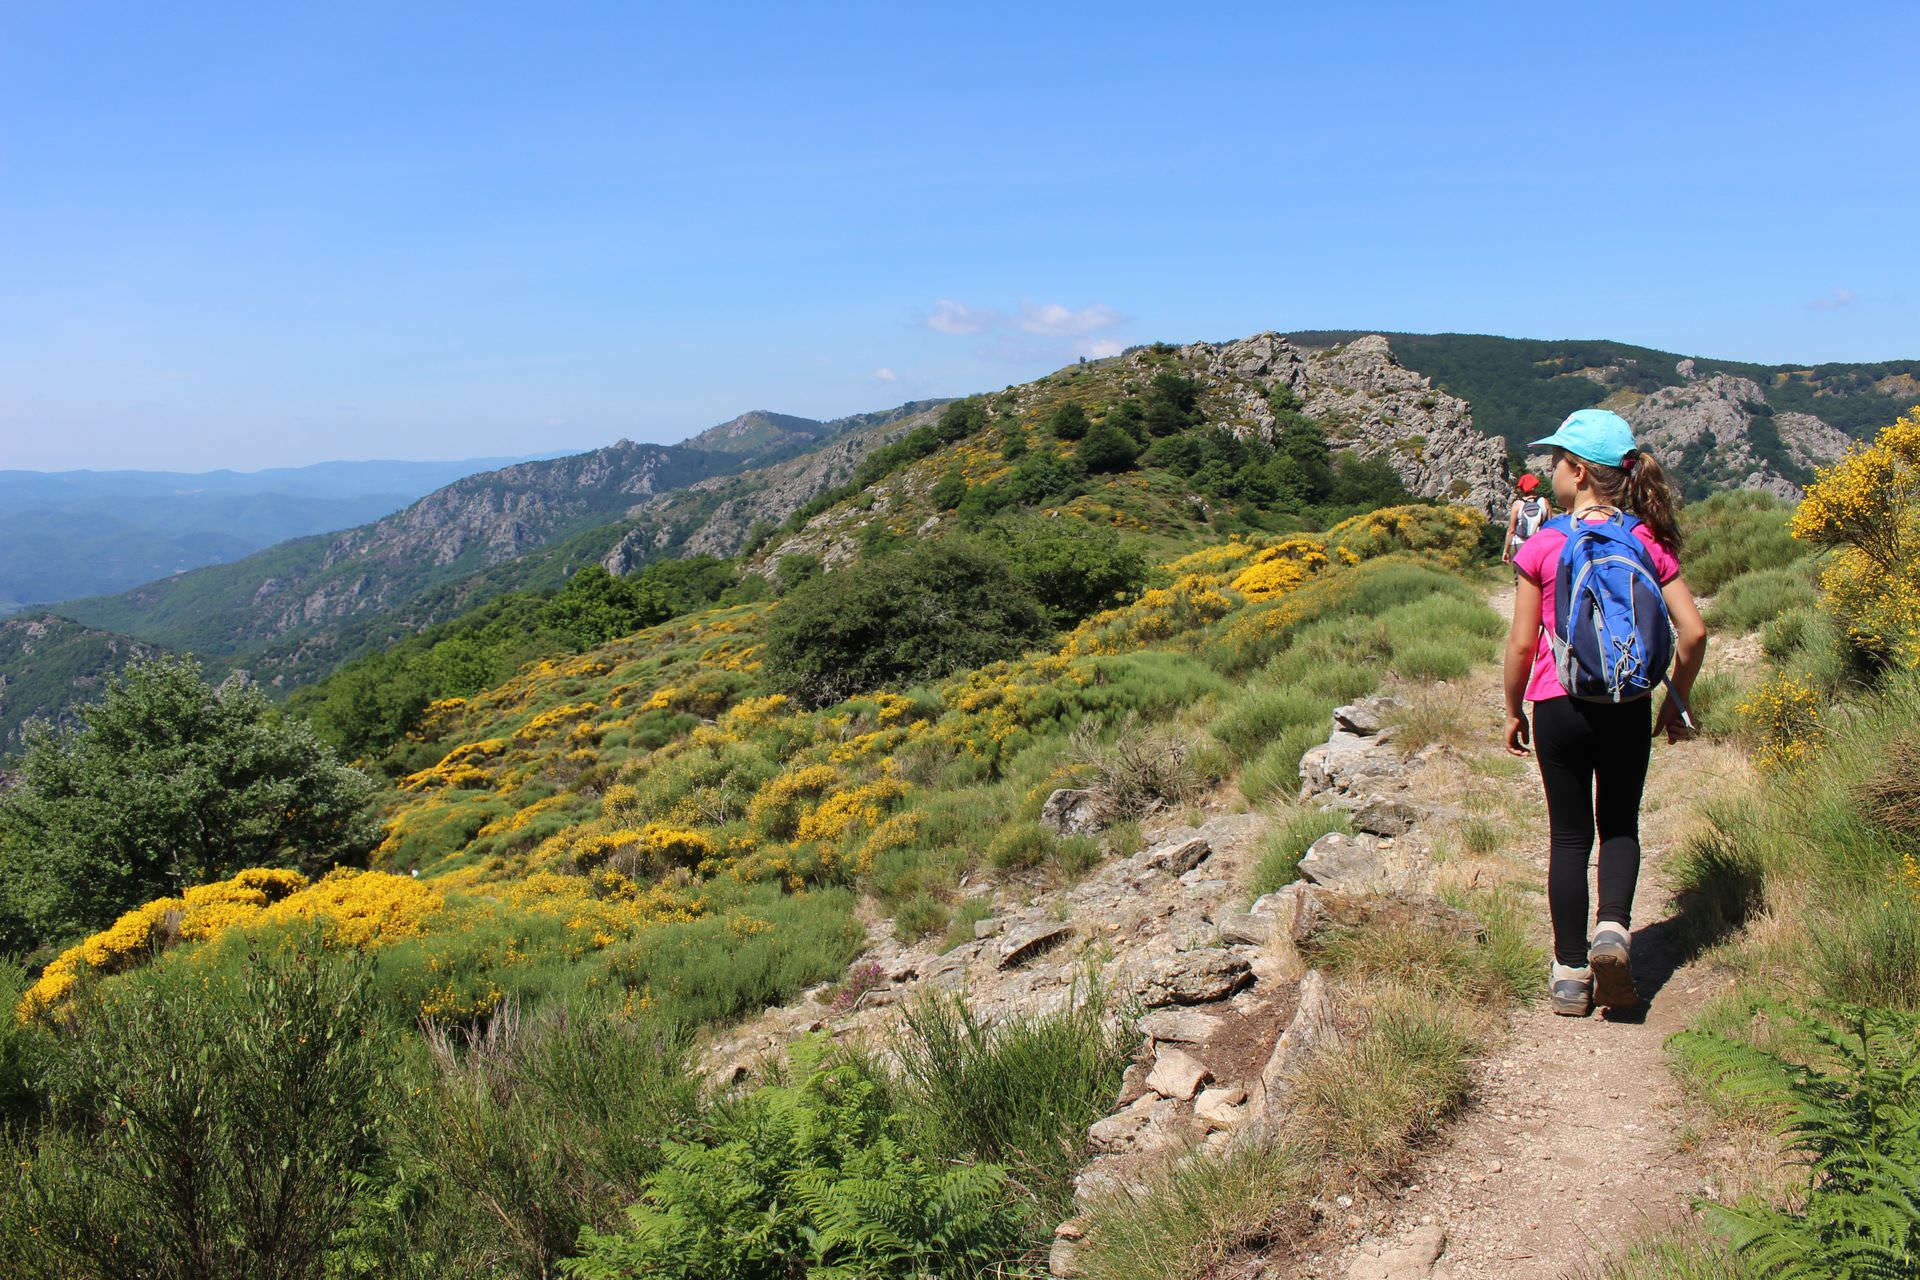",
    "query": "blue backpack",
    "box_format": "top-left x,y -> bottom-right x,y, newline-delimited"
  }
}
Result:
1544,509 -> 1690,722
